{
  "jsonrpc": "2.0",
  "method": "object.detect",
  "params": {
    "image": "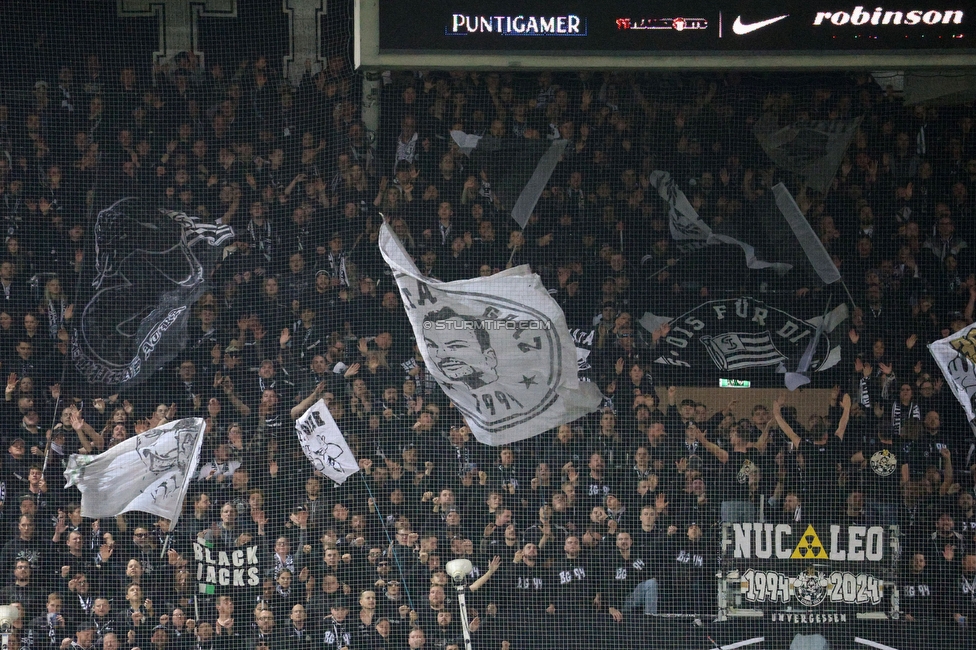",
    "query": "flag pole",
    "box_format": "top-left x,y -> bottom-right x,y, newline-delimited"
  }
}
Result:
839,280 -> 859,311
647,258 -> 681,281
358,472 -> 416,611
506,230 -> 525,267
